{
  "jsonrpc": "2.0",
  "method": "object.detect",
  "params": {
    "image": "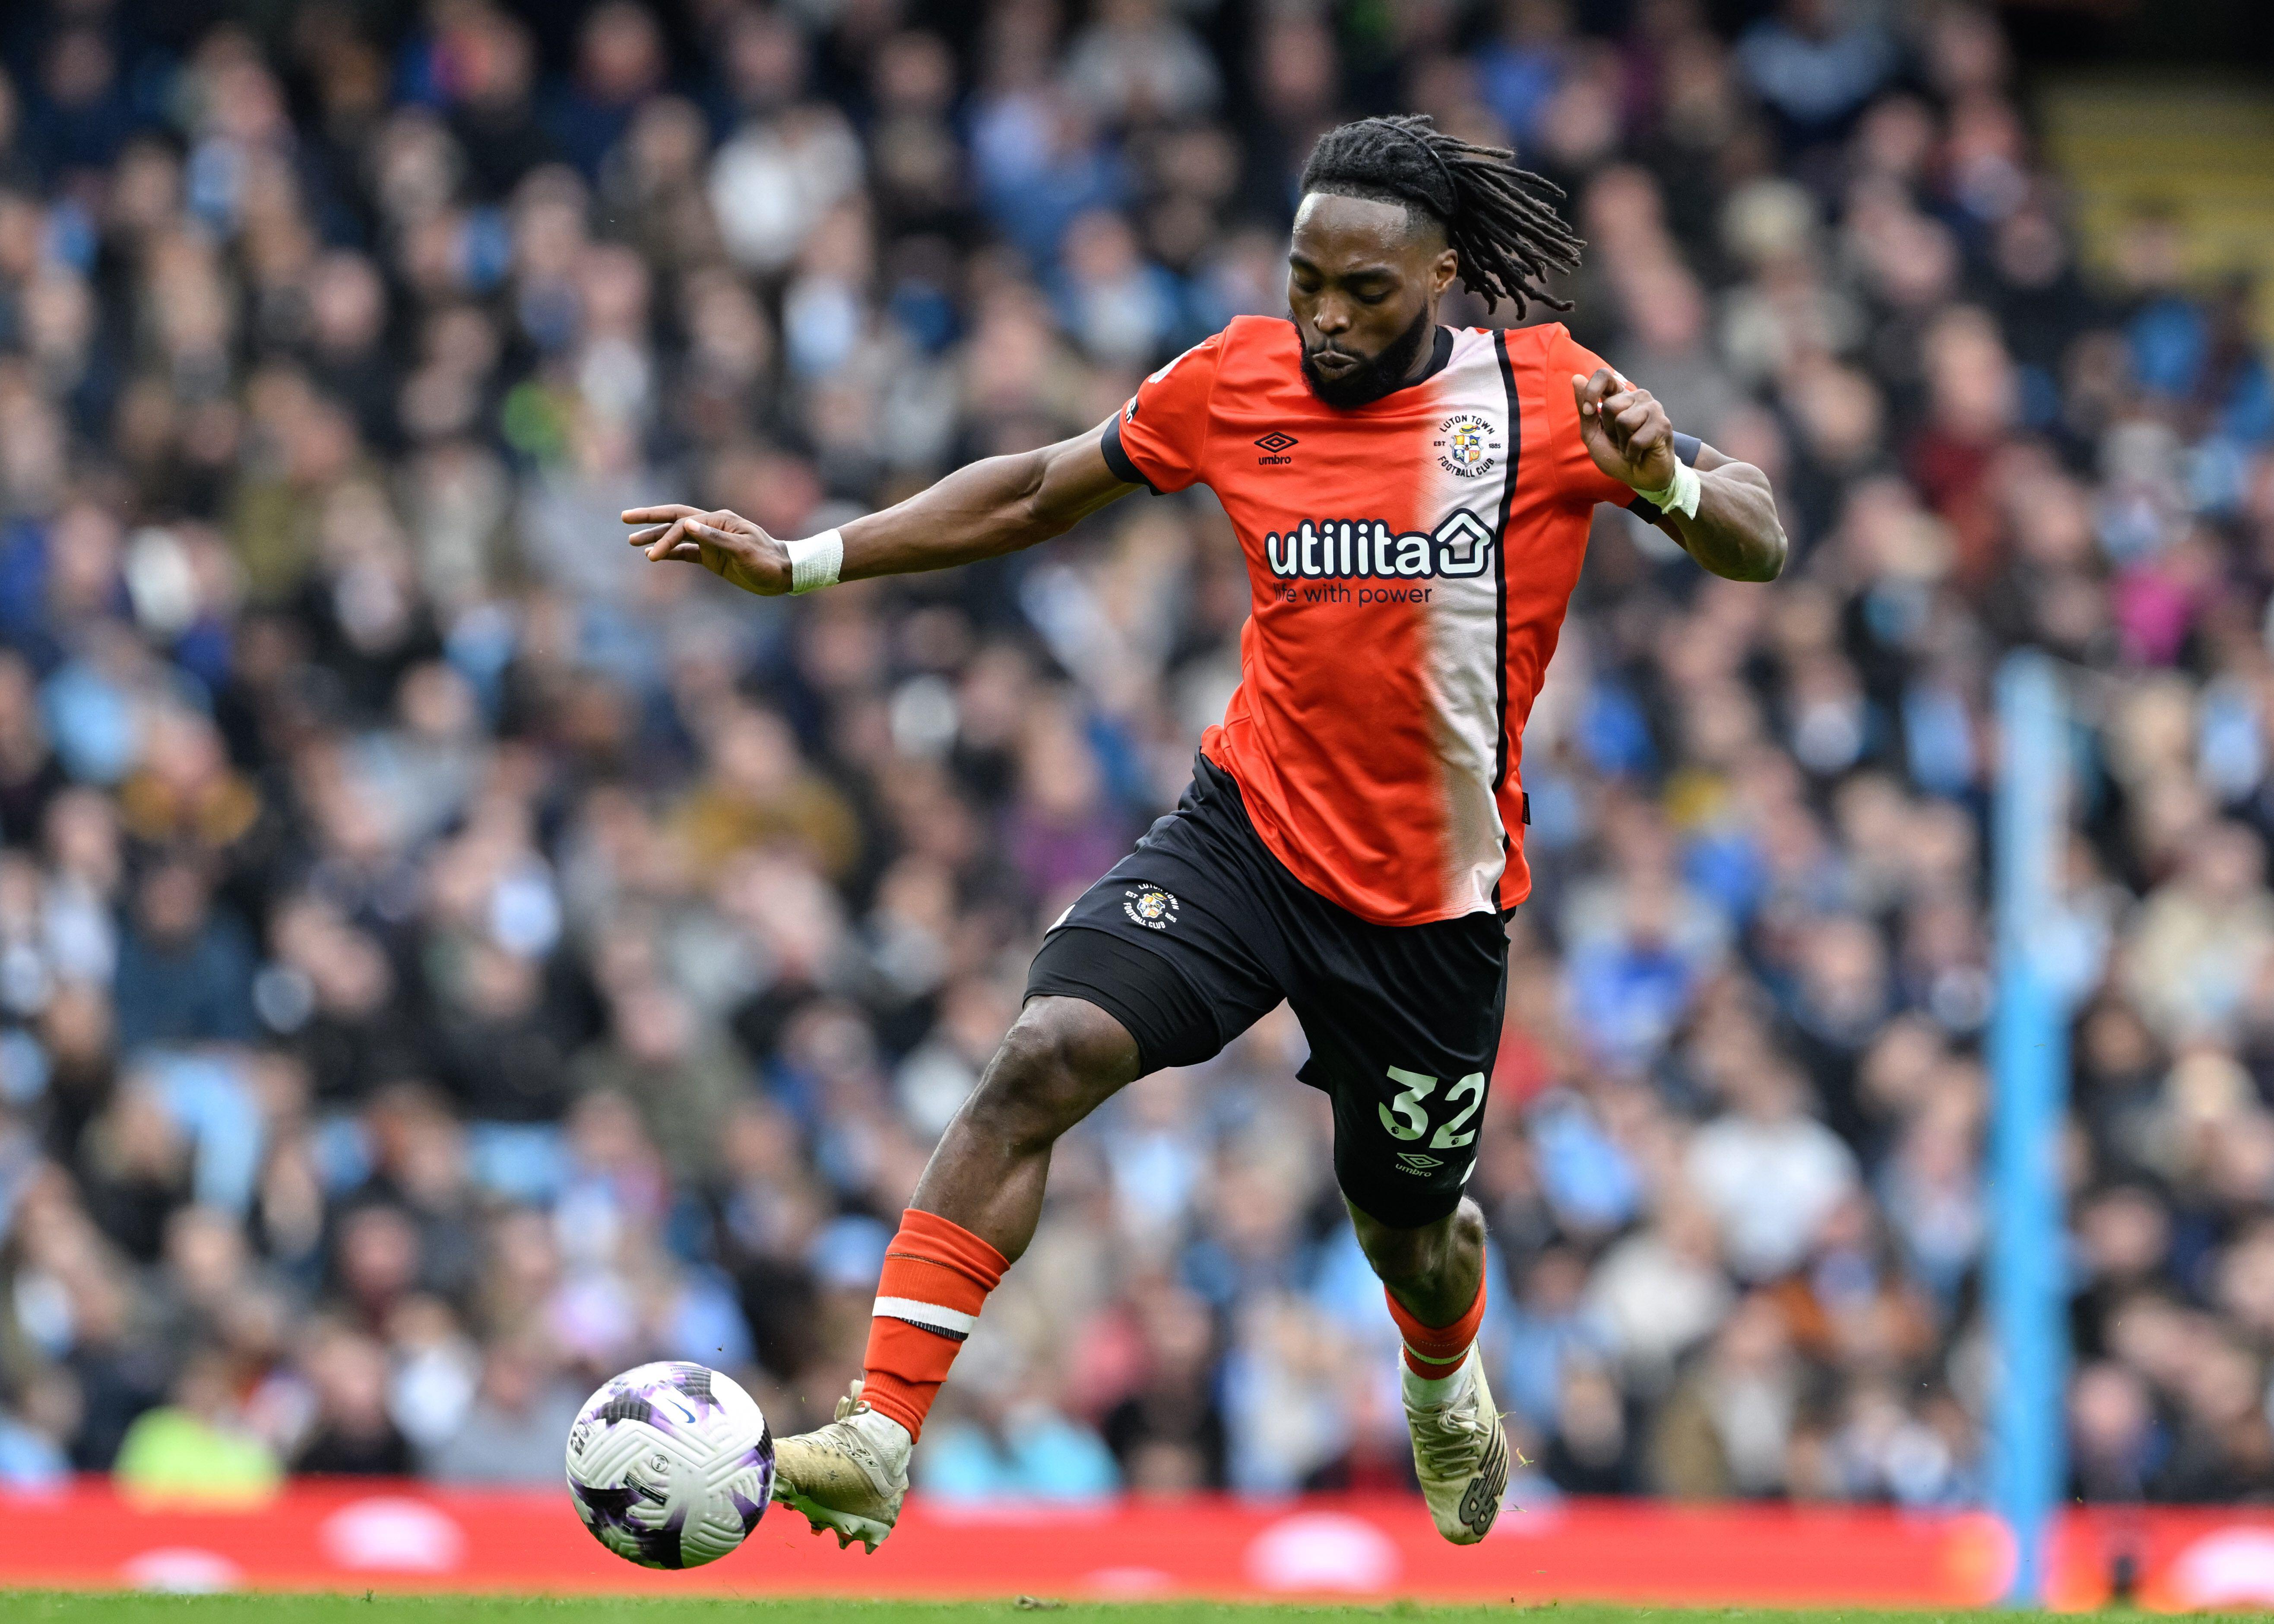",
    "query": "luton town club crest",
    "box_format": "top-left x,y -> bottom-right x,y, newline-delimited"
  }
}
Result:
1122,888 -> 1180,930
1435,413 -> 1499,479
